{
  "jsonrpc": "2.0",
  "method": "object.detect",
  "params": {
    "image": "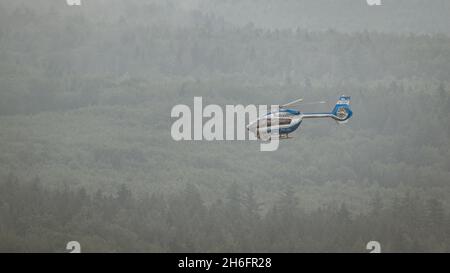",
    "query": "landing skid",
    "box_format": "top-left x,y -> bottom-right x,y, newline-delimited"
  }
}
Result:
258,134 -> 293,140
280,134 -> 293,139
